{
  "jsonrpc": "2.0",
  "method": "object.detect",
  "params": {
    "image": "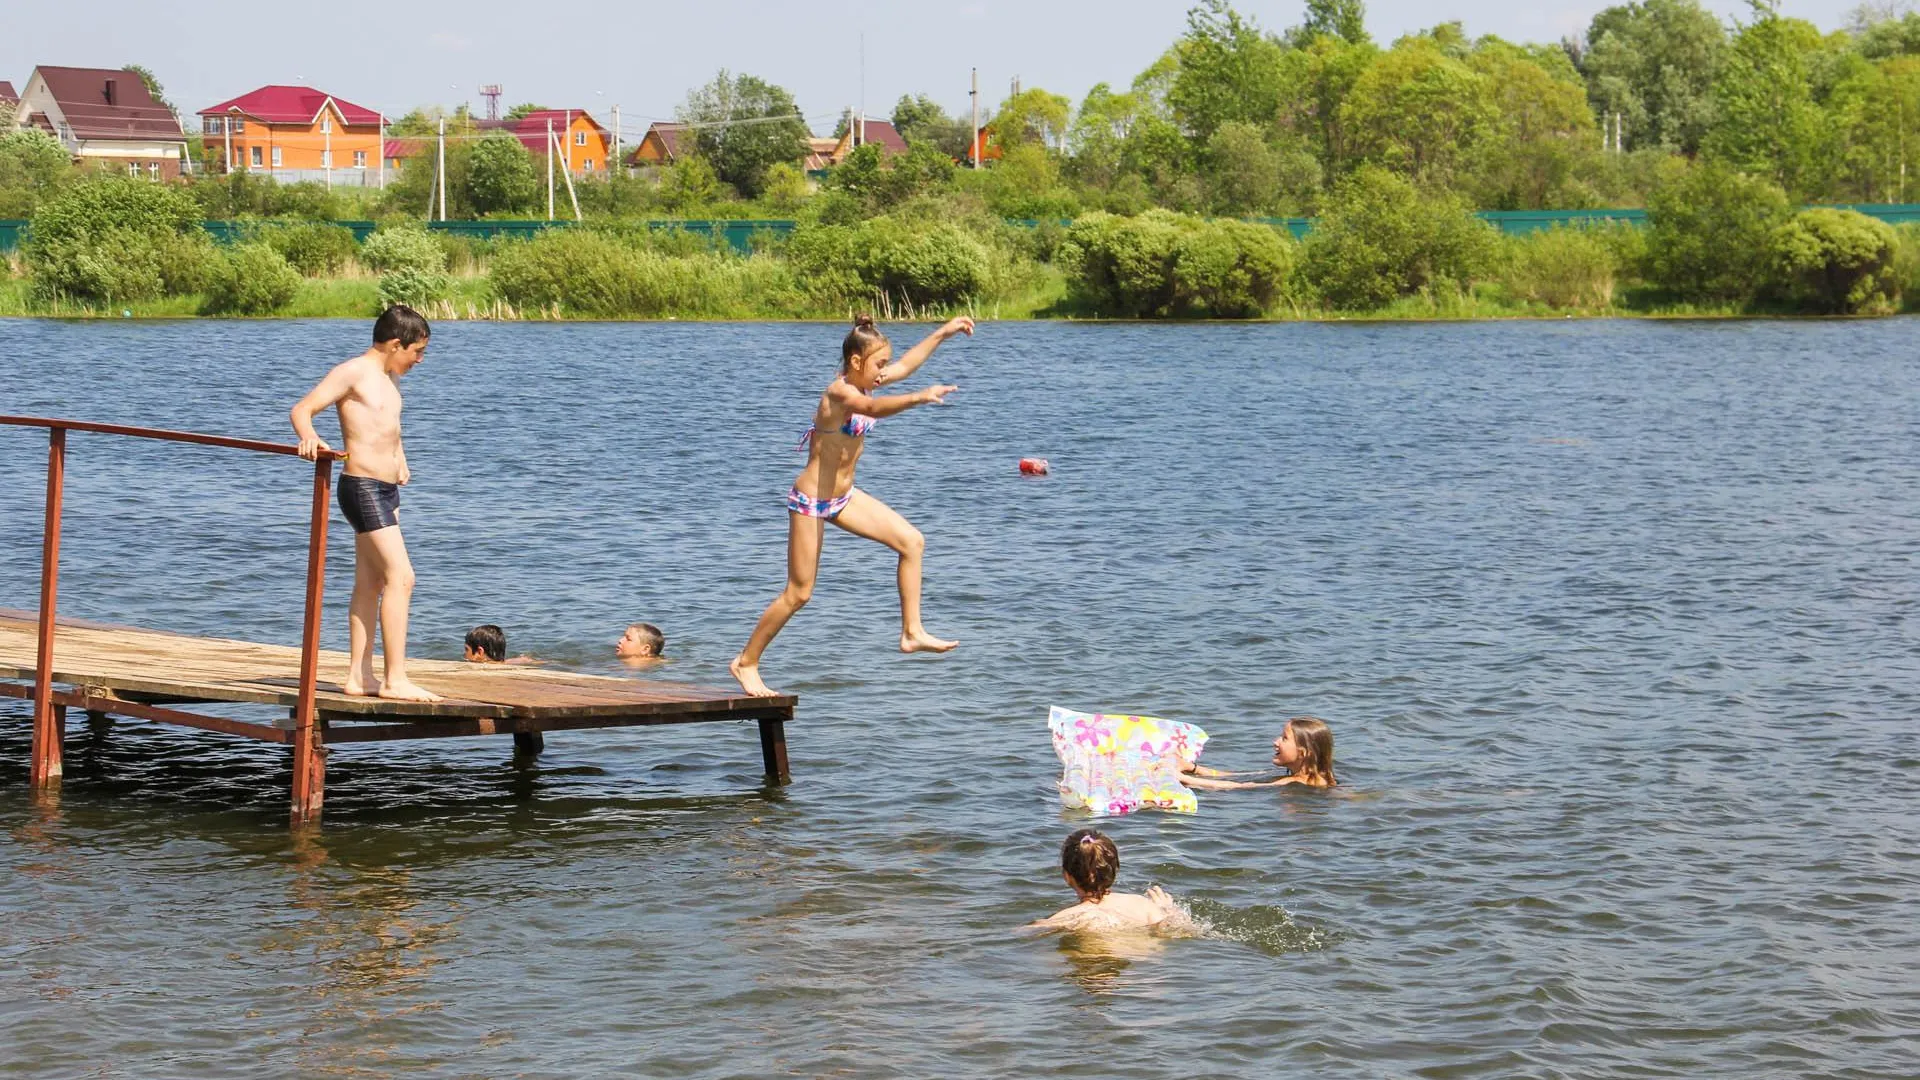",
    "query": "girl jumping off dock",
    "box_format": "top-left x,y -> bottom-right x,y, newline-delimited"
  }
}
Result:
730,314 -> 973,698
